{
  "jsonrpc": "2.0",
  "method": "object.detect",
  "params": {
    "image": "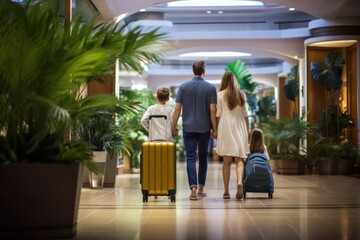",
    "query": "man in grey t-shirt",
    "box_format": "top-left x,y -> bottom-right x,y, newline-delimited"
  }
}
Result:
172,60 -> 217,200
